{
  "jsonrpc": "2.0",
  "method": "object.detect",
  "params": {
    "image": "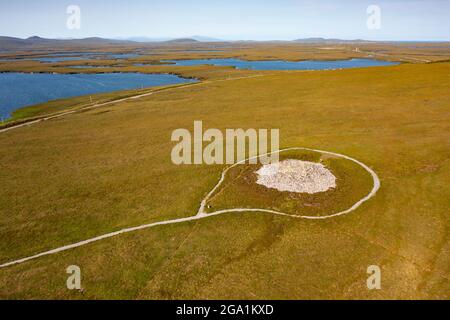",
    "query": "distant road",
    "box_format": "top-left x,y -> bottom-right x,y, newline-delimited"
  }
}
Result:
0,74 -> 268,134
352,47 -> 431,63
